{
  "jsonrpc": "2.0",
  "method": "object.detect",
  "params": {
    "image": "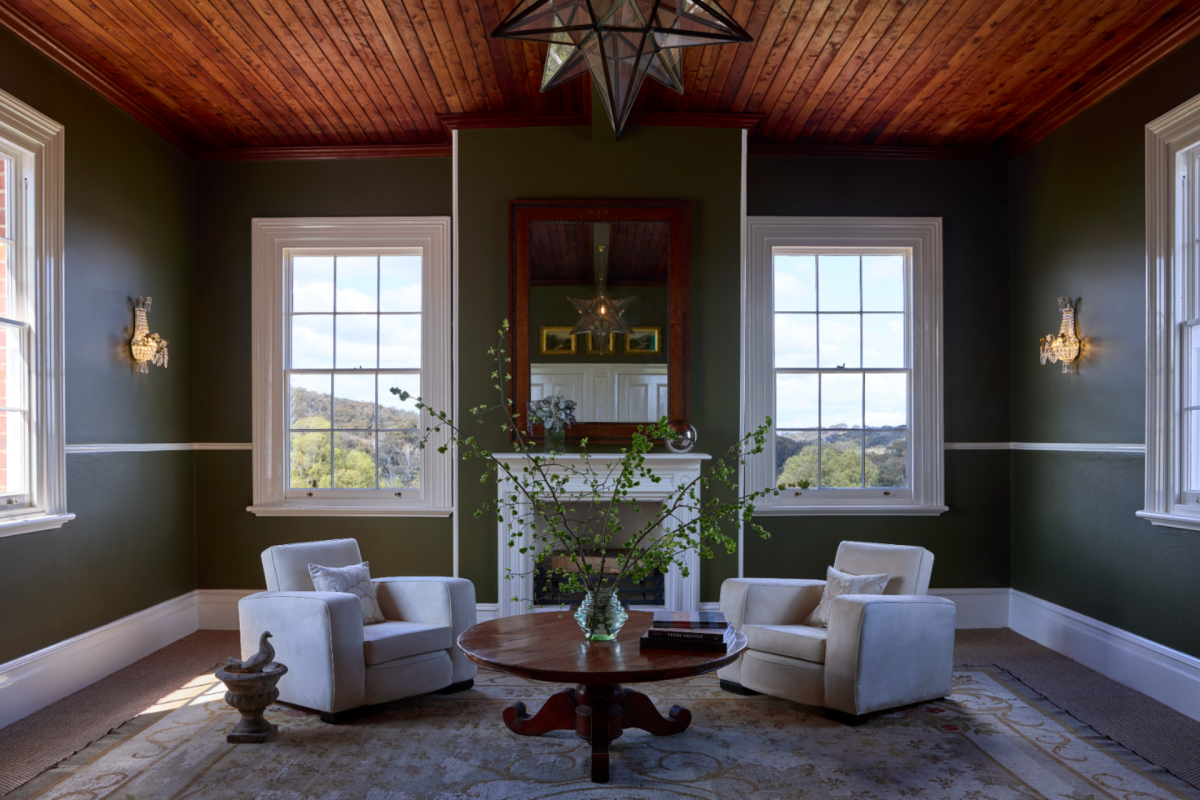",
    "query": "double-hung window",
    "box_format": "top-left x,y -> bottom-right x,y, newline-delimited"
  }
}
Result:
745,218 -> 945,515
1143,94 -> 1200,531
0,88 -> 69,537
250,218 -> 452,516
